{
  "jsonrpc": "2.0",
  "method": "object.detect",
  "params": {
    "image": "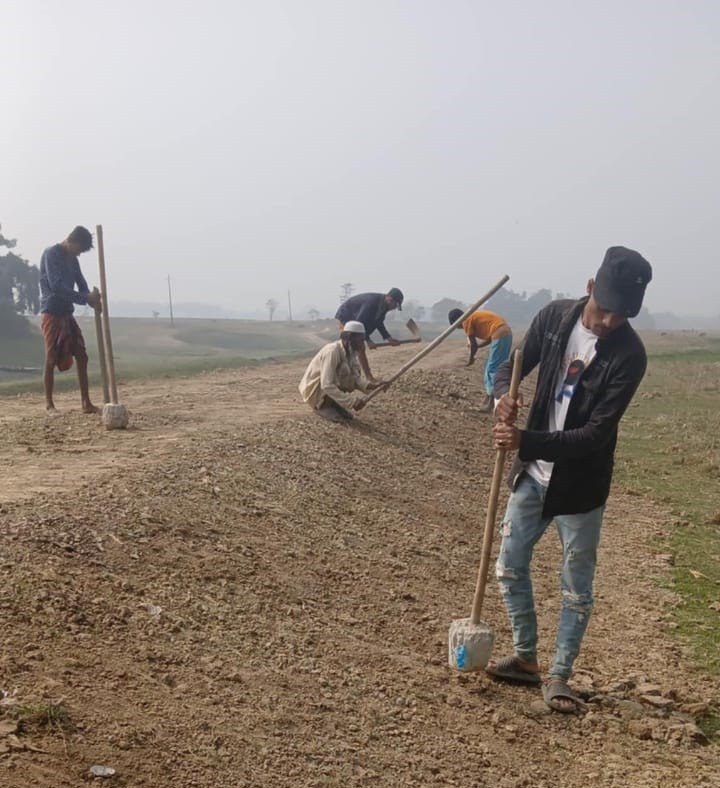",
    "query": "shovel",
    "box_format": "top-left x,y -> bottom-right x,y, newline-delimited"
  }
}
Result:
371,318 -> 422,348
448,348 -> 523,671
